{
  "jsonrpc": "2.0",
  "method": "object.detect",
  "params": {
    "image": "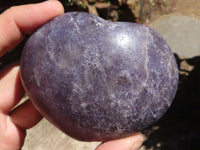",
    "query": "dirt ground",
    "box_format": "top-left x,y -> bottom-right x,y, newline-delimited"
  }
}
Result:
0,0 -> 200,150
